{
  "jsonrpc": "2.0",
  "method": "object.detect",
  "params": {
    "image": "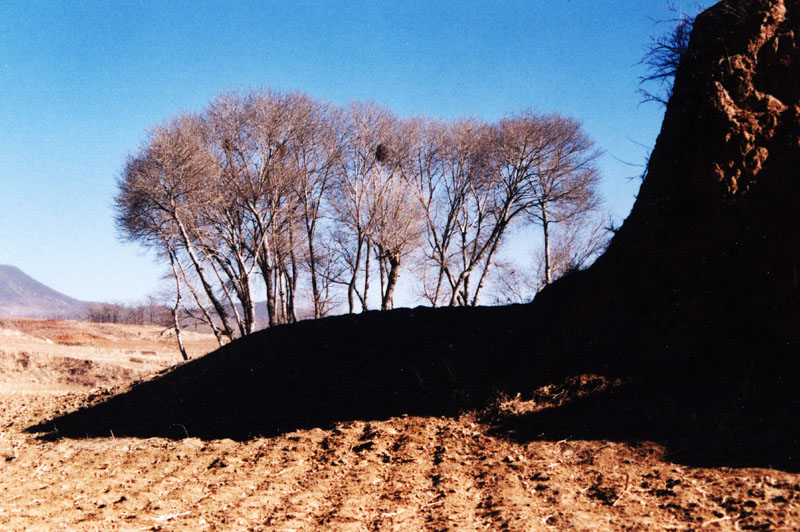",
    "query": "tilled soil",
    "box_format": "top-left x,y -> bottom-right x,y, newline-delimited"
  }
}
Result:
1,319 -> 799,530
0,318 -> 217,393
2,391 -> 799,531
